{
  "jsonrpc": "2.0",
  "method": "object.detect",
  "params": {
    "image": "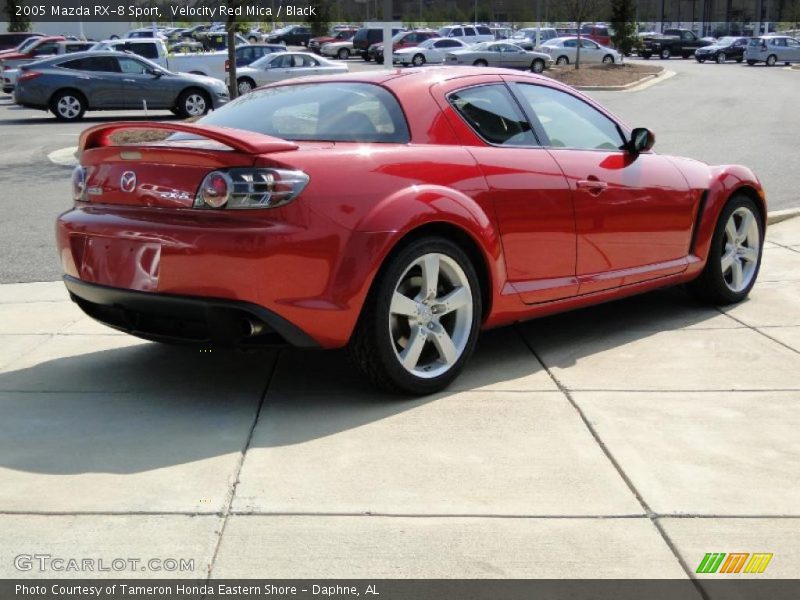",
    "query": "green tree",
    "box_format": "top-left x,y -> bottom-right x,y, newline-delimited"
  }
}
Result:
306,2 -> 331,37
6,0 -> 31,32
563,0 -> 600,69
609,0 -> 637,57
